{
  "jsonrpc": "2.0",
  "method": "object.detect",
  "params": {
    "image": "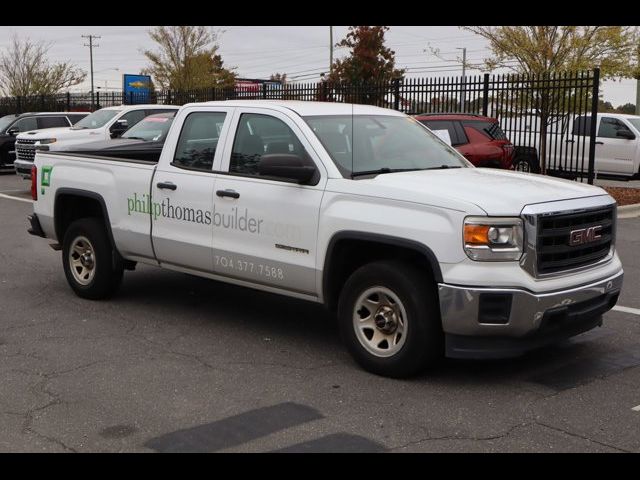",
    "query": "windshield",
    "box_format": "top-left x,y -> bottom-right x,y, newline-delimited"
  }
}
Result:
304,115 -> 469,177
122,114 -> 174,141
71,109 -> 119,129
626,118 -> 640,133
0,114 -> 17,132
